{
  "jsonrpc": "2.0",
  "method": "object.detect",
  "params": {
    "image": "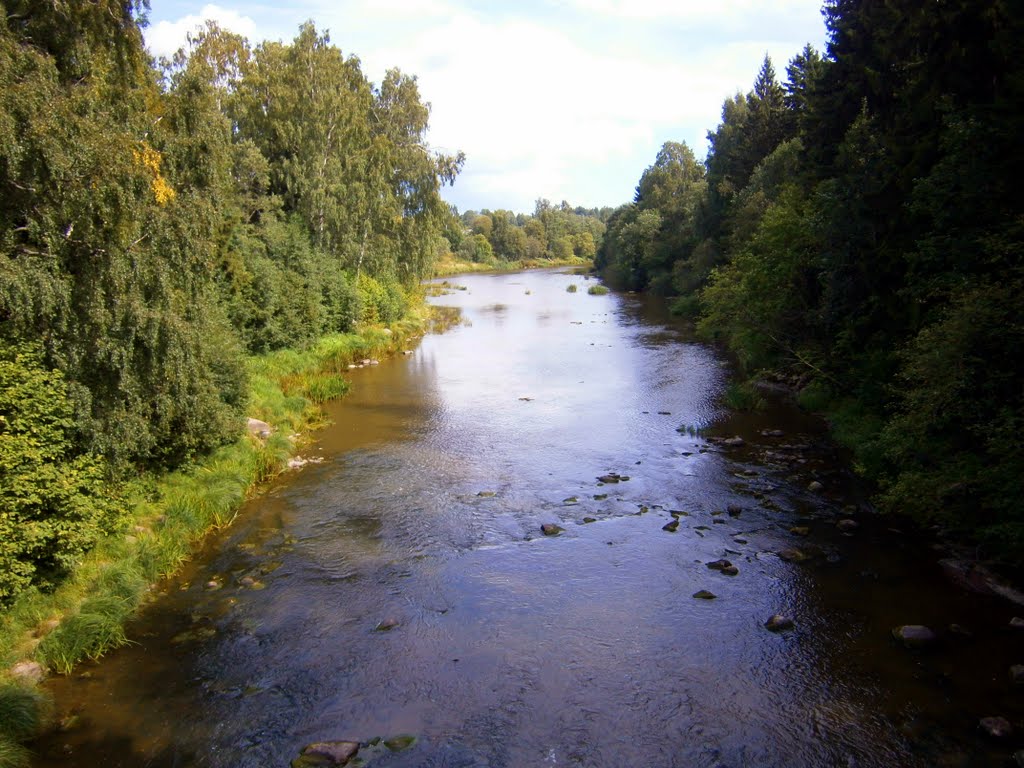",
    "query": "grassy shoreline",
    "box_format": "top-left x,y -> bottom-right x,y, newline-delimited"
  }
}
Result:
432,254 -> 590,277
0,308 -> 431,765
